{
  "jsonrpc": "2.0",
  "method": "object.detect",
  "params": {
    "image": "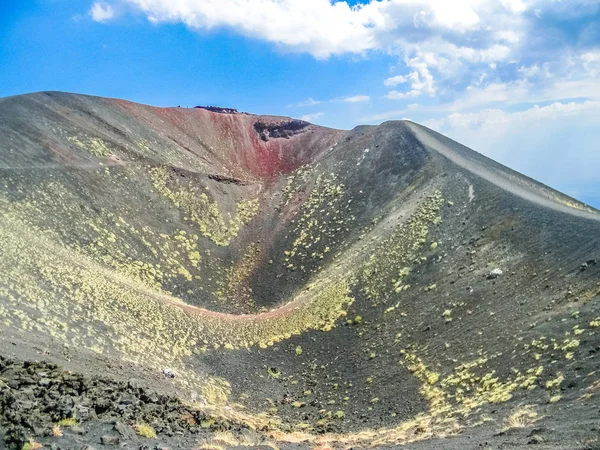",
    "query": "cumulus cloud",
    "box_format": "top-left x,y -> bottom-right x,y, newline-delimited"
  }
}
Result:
427,101 -> 600,130
292,94 -> 369,108
121,0 -> 383,58
342,95 -> 370,103
581,50 -> 600,76
362,109 -> 412,122
89,2 -> 115,22
446,81 -> 529,111
299,112 -> 324,122
385,58 -> 436,99
105,0 -> 599,109
115,0 -> 540,59
385,90 -> 419,100
422,100 -> 600,201
294,97 -> 322,107
384,75 -> 407,87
